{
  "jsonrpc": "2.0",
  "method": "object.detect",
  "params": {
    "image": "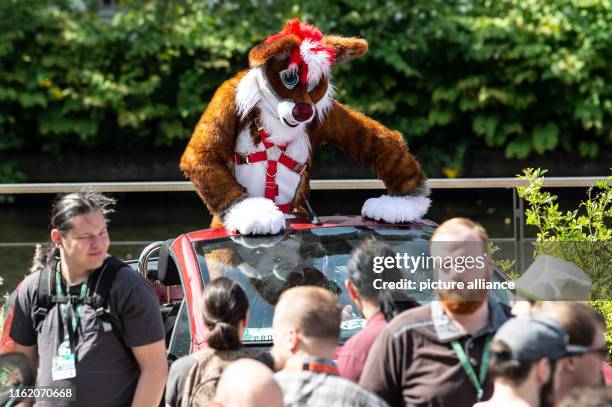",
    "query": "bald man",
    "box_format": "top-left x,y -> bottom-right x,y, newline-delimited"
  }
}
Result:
271,286 -> 388,407
212,359 -> 282,407
361,218 -> 513,407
